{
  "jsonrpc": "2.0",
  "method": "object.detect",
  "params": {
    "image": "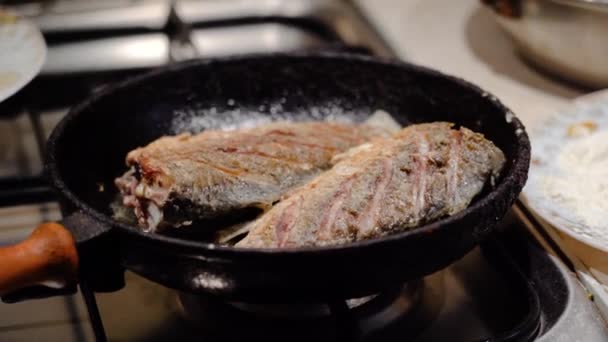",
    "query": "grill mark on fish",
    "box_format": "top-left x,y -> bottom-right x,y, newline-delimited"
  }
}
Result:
220,131 -> 341,158
358,158 -> 394,233
265,129 -> 296,136
317,176 -> 356,240
303,125 -> 367,143
216,148 -> 304,165
267,125 -> 362,143
270,136 -> 338,152
171,135 -> 261,155
186,155 -> 244,176
167,148 -> 248,176
275,196 -> 302,247
413,131 -> 430,218
447,129 -> 462,206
